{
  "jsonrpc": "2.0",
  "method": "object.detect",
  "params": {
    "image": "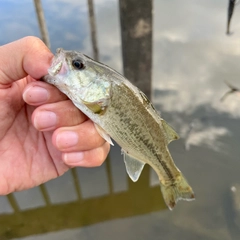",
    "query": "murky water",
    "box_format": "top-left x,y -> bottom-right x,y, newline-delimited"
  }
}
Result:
1,0 -> 240,239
